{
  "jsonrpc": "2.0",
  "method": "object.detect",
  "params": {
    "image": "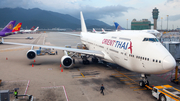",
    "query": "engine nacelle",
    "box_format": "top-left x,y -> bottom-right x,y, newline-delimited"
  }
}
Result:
61,55 -> 73,68
27,50 -> 36,60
